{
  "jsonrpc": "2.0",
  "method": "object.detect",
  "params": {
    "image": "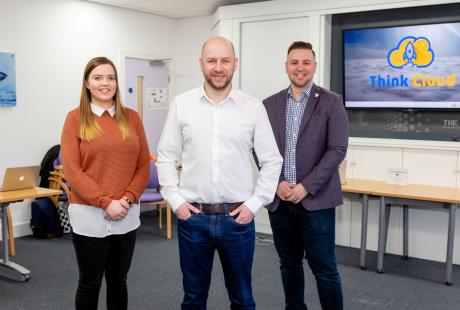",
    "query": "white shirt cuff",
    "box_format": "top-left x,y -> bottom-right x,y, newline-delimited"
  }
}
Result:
168,193 -> 187,212
243,195 -> 264,215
